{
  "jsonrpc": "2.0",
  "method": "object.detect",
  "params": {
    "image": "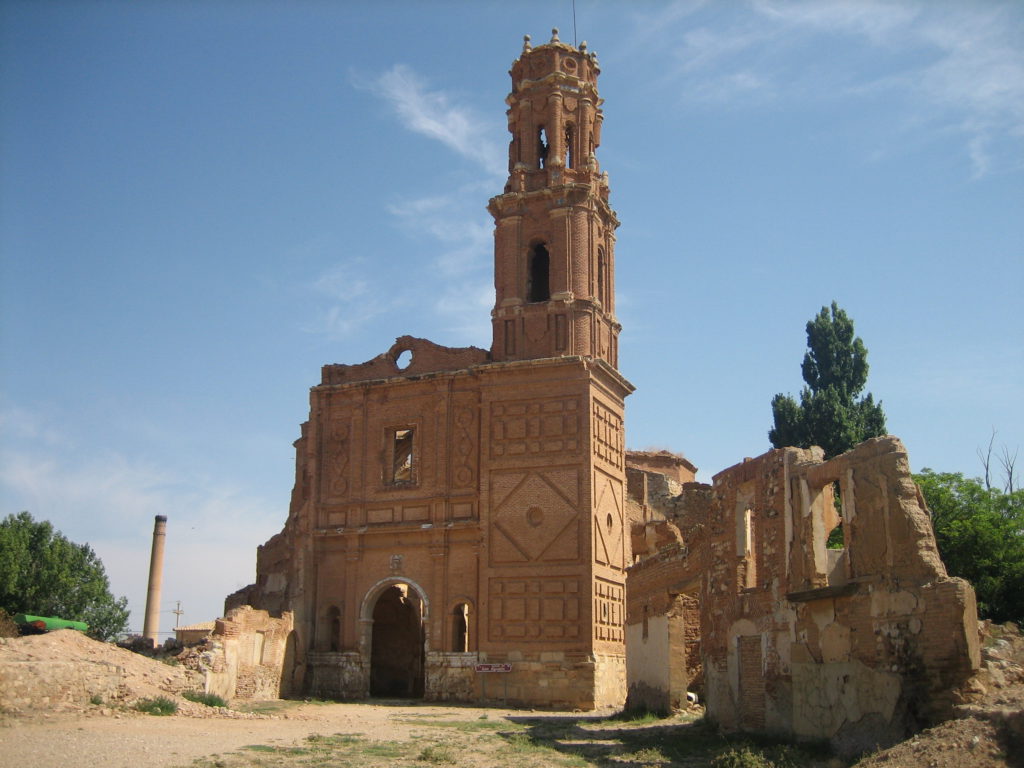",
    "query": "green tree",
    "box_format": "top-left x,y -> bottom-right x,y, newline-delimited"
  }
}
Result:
769,301 -> 887,458
0,512 -> 129,641
915,470 -> 1024,624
